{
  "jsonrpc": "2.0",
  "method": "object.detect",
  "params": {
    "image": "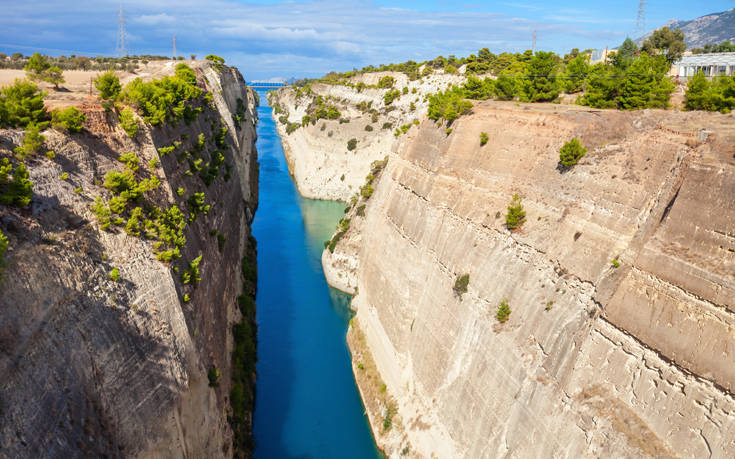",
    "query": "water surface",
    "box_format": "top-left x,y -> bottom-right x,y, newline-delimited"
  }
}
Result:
252,89 -> 381,459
